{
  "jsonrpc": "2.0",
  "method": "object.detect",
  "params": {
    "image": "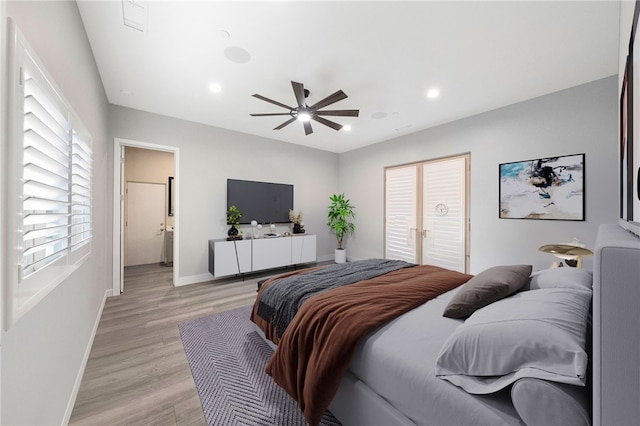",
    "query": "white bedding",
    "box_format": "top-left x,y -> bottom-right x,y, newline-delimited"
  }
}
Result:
348,287 -> 523,426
